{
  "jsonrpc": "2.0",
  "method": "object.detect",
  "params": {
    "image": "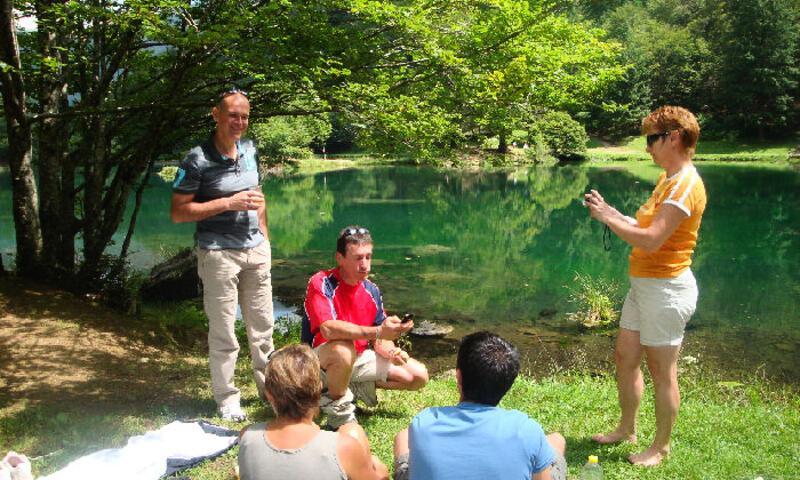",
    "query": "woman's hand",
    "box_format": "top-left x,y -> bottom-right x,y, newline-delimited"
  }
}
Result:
584,189 -> 618,224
